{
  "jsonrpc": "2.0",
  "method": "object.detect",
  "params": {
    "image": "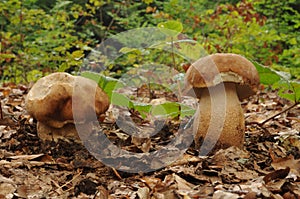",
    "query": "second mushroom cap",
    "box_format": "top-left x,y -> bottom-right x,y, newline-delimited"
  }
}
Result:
185,53 -> 259,99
